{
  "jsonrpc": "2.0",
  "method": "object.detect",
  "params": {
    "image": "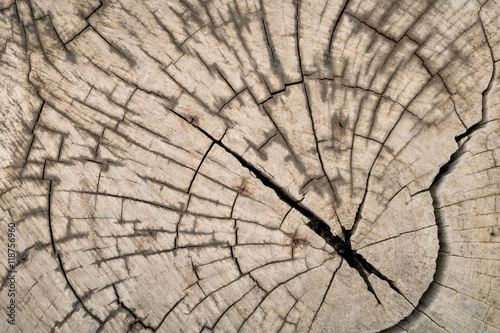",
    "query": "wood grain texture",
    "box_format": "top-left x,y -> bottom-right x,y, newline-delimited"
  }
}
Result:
0,0 -> 499,332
